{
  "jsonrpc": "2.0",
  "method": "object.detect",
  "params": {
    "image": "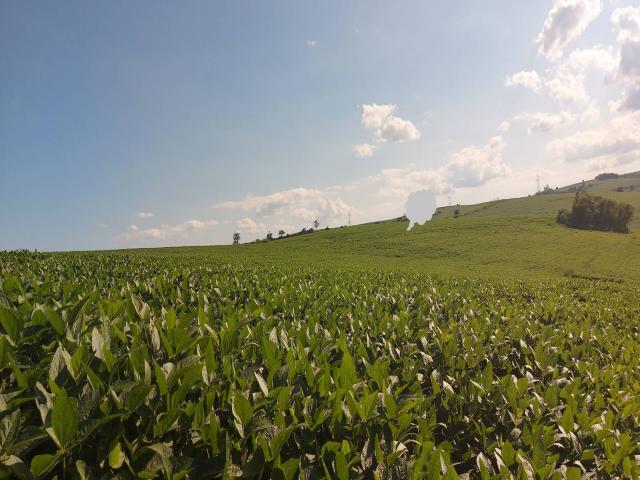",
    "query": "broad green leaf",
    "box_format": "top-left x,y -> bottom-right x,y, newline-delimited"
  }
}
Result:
0,305 -> 23,343
51,390 -> 78,447
109,441 -> 125,469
